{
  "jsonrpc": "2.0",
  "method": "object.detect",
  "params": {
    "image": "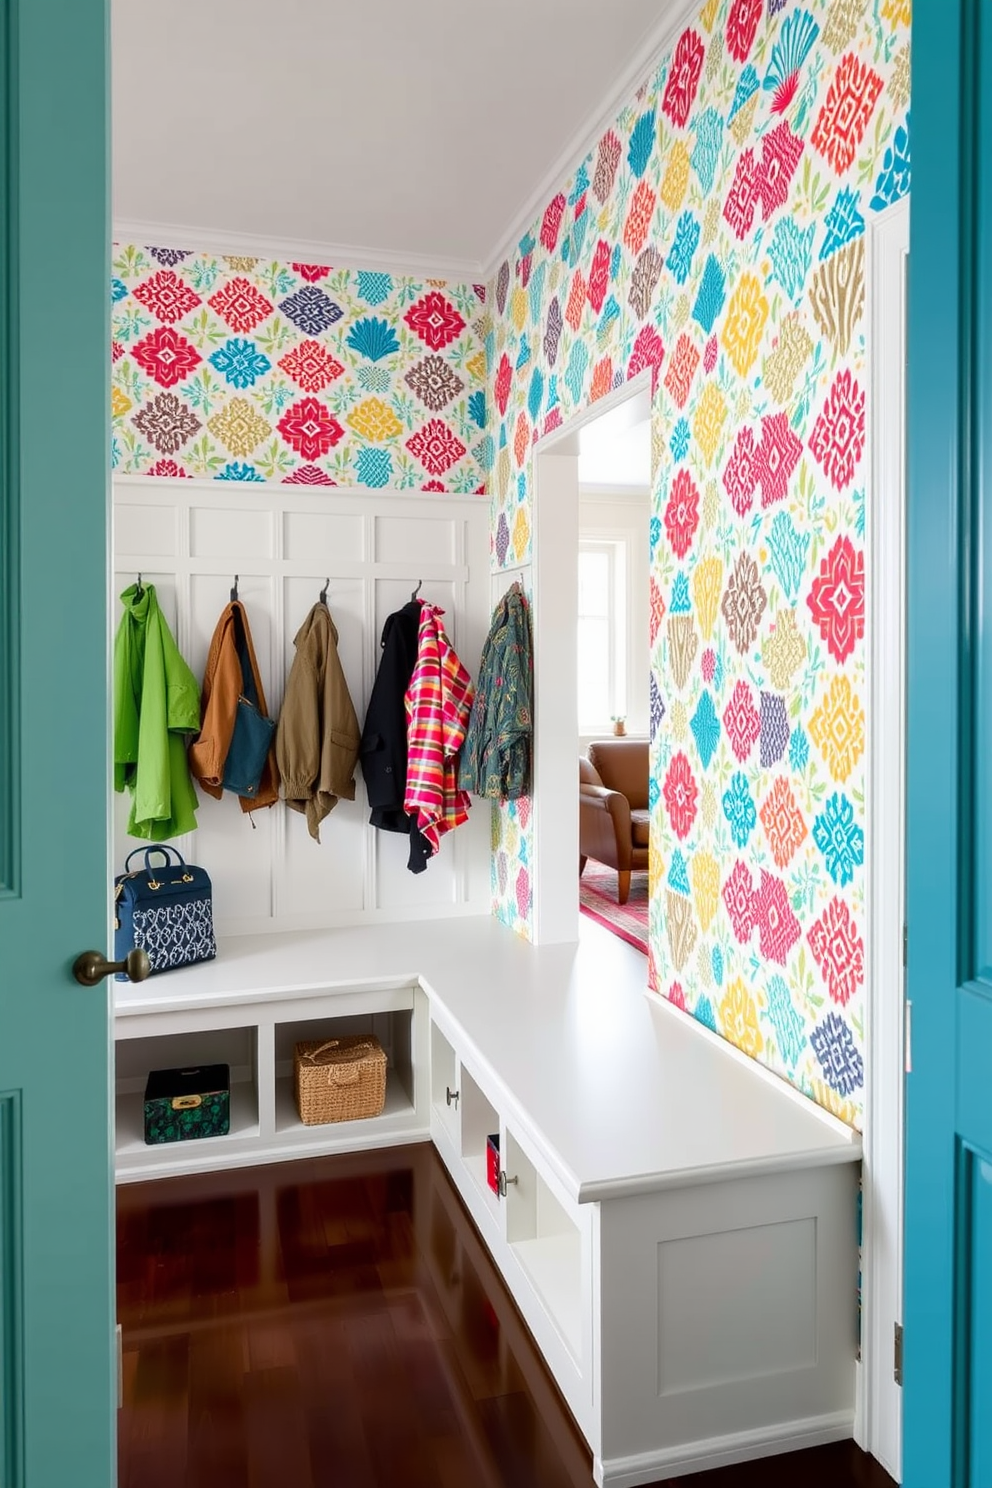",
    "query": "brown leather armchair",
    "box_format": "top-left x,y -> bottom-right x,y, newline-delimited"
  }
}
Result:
579,739 -> 650,904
